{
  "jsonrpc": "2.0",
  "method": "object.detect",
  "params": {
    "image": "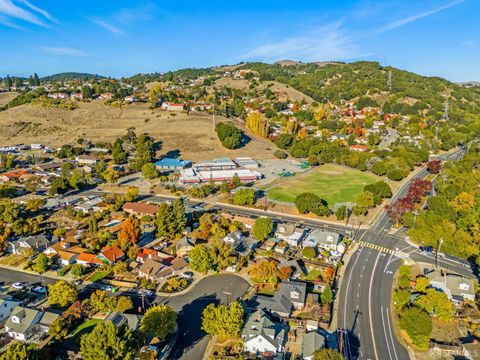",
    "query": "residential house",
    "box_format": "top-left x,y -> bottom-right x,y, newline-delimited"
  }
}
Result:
302,331 -> 326,360
222,231 -> 258,257
138,258 -> 170,282
5,306 -> 59,342
303,229 -> 344,253
176,237 -> 196,258
44,240 -> 81,265
350,145 -> 370,152
123,202 -> 160,217
161,102 -> 184,111
74,196 -> 104,213
278,259 -> 308,280
104,311 -> 142,331
254,280 -> 307,318
0,298 -> 21,324
76,246 -> 124,266
275,224 -> 305,247
0,169 -> 30,183
242,310 -> 287,356
426,270 -> 476,303
74,155 -> 98,165
135,248 -> 158,263
302,330 -> 339,360
154,158 -> 191,171
8,234 -> 54,255
98,246 -> 125,264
